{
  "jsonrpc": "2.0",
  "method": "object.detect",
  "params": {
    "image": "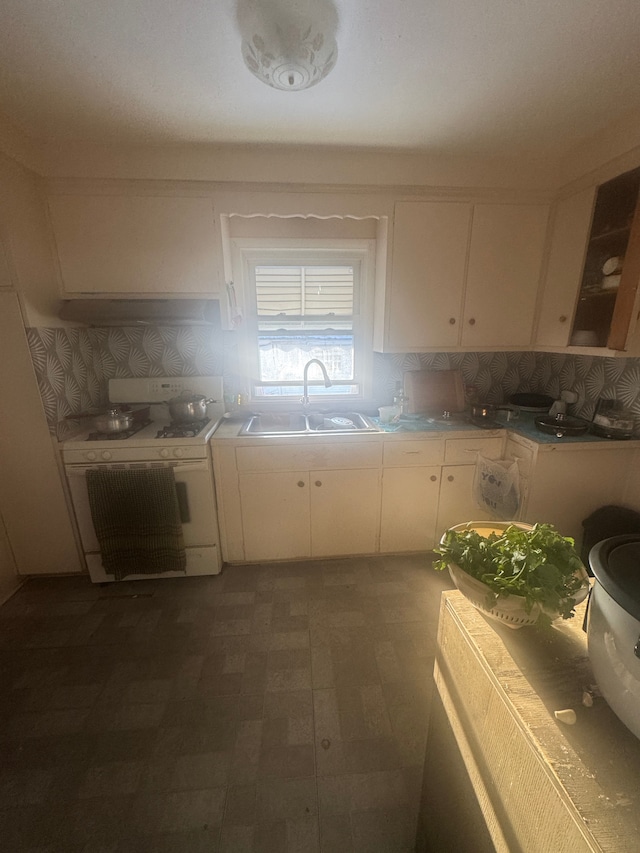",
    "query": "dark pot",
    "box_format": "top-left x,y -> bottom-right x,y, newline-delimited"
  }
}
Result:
509,393 -> 554,412
535,414 -> 588,437
470,403 -> 496,420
